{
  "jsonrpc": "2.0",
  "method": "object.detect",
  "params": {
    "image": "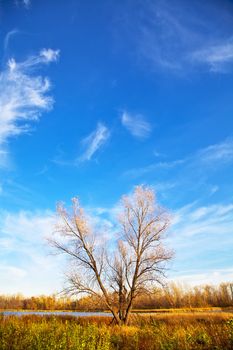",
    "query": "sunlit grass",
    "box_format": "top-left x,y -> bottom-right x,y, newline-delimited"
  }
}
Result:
0,313 -> 233,349
132,306 -> 223,313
